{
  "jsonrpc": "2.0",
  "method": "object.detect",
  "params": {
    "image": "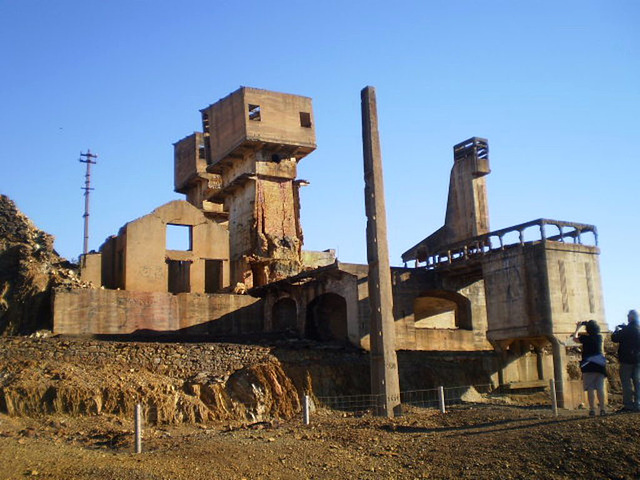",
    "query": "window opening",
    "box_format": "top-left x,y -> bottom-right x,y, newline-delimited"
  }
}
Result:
248,104 -> 261,121
299,112 -> 312,128
166,224 -> 192,251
